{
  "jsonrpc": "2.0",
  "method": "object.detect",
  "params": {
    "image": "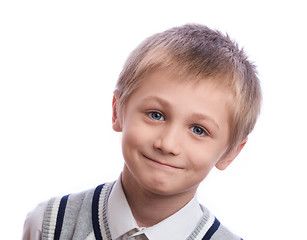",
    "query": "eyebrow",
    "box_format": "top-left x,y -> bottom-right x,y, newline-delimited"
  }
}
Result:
190,113 -> 220,130
141,96 -> 171,108
140,96 -> 220,130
